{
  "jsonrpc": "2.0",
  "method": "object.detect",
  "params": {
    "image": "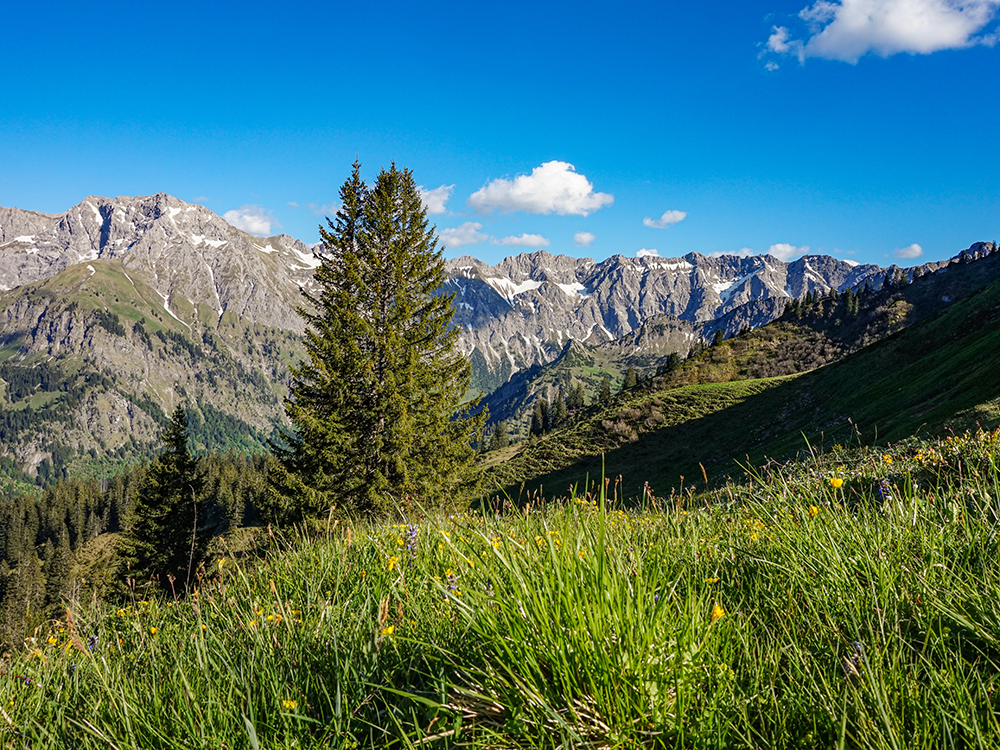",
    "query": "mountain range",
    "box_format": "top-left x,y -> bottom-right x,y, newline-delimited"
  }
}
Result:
0,193 -> 984,488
